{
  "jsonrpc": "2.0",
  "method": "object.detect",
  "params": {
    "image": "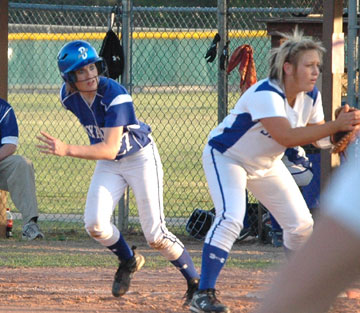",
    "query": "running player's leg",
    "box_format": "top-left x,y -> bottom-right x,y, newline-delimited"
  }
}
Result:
125,141 -> 199,303
84,160 -> 130,253
84,160 -> 143,297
